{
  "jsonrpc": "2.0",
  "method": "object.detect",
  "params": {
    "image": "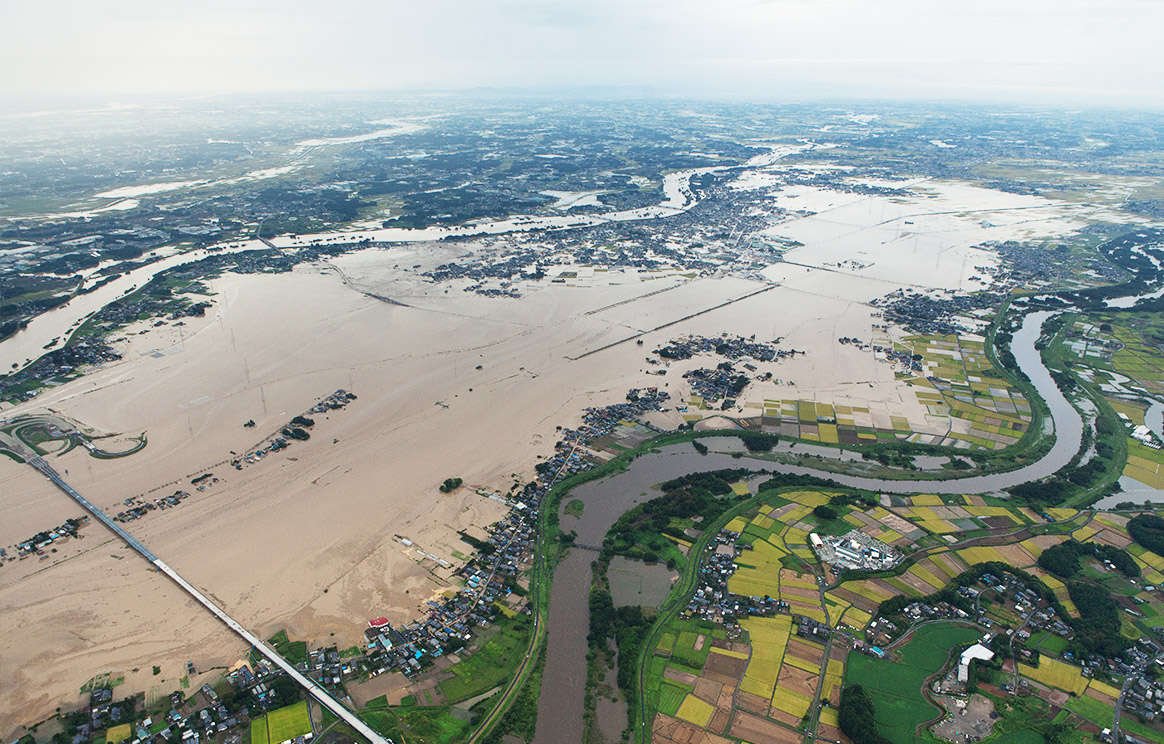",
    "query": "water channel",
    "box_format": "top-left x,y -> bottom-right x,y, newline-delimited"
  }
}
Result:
532,310 -> 1084,743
